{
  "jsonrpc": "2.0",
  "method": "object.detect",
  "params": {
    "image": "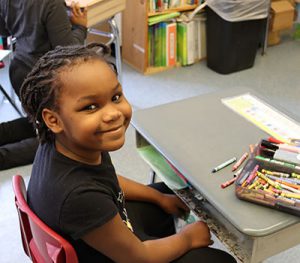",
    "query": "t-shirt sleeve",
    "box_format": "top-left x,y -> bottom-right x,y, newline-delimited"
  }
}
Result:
43,0 -> 87,48
60,185 -> 118,240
